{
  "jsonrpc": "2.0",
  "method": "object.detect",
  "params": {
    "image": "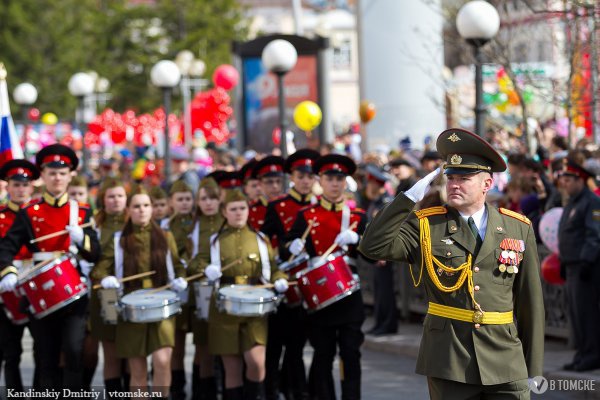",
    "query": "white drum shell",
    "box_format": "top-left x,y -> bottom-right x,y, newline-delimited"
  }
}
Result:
118,289 -> 181,323
193,281 -> 213,320
216,285 -> 280,317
